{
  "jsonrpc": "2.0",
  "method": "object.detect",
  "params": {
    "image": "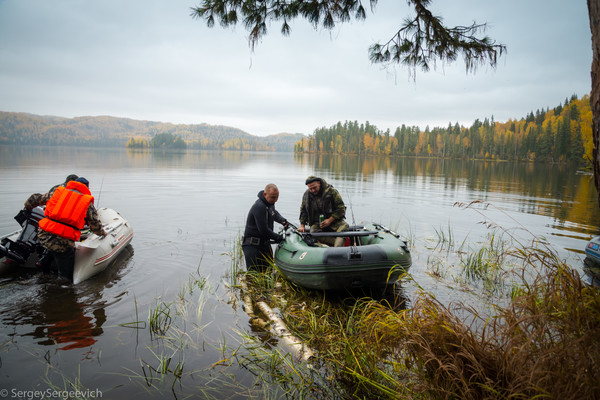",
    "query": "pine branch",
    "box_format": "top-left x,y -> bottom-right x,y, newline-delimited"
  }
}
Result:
191,0 -> 505,74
